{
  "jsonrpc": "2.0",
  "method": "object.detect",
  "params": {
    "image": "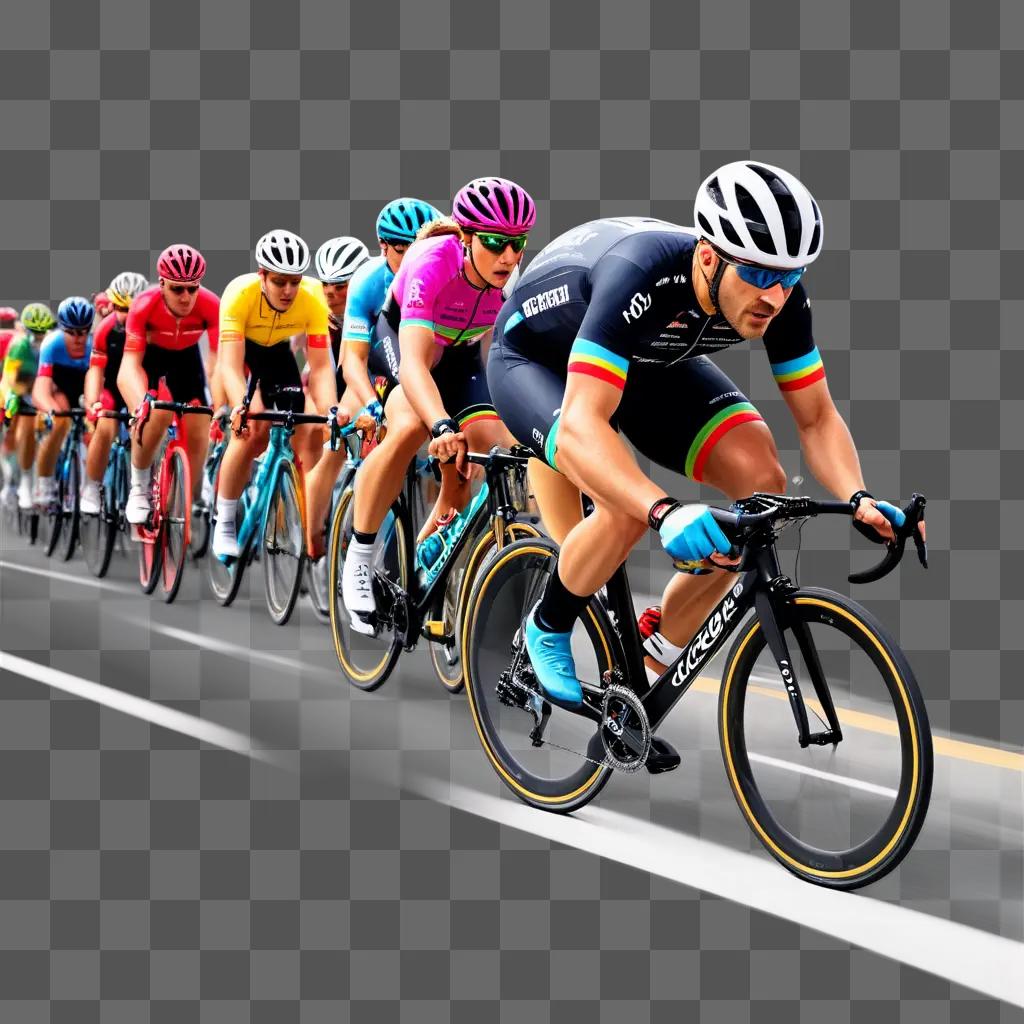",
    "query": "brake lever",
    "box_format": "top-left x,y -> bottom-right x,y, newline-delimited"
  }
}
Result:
848,493 -> 927,584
